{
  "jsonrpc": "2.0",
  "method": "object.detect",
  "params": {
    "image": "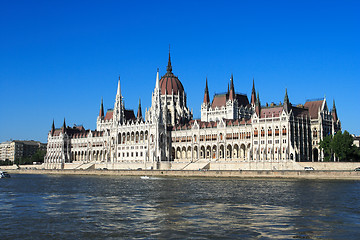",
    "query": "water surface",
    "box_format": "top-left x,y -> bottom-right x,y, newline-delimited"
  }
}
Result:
1,174 -> 360,239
